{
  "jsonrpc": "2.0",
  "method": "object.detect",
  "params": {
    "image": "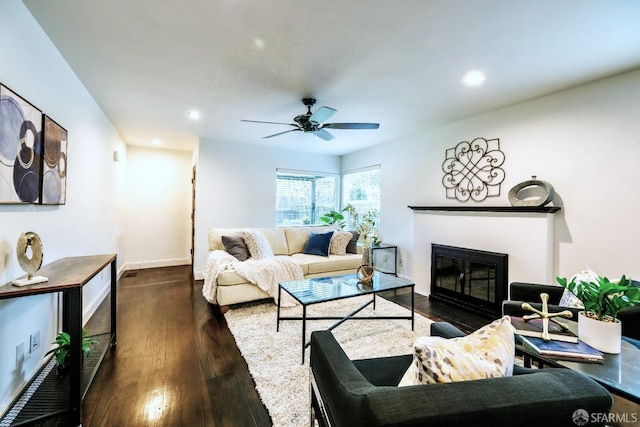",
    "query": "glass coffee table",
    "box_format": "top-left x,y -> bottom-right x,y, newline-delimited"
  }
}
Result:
277,272 -> 415,363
